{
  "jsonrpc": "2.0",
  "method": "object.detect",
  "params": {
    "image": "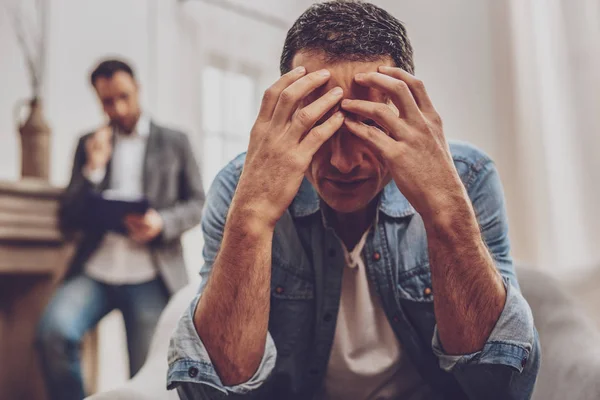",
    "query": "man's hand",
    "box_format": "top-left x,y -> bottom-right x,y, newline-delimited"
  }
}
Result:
341,66 -> 465,223
84,125 -> 113,173
233,66 -> 345,230
124,209 -> 164,243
